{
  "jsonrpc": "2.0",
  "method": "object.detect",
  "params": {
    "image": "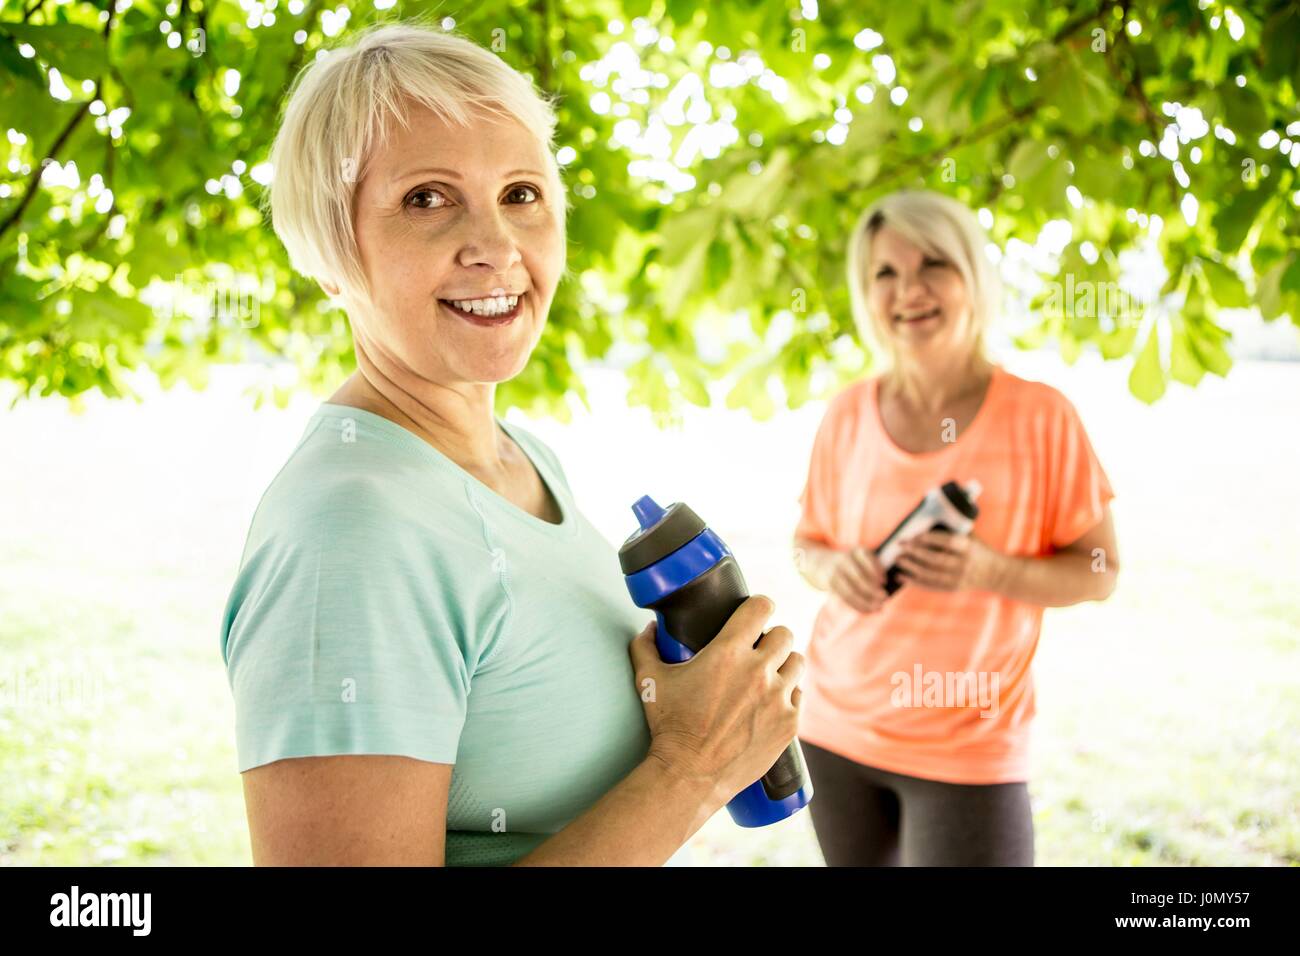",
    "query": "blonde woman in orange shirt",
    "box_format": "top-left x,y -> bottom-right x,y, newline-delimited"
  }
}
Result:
792,189 -> 1119,866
